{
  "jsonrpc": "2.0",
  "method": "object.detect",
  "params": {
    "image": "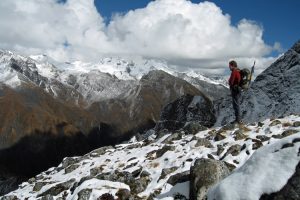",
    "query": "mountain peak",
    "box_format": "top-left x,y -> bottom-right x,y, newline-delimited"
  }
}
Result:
291,39 -> 300,53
